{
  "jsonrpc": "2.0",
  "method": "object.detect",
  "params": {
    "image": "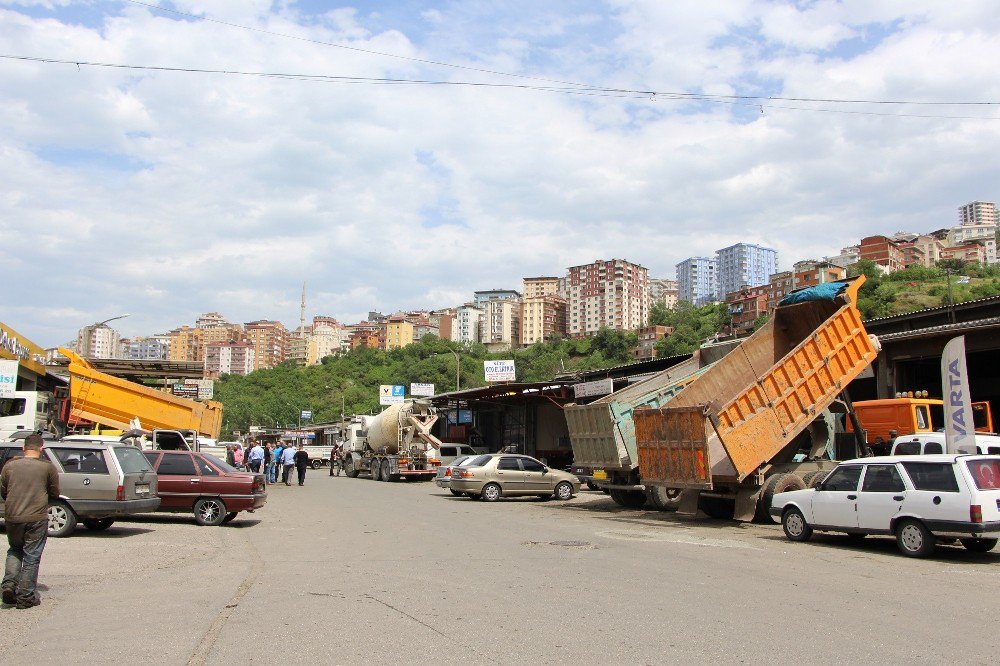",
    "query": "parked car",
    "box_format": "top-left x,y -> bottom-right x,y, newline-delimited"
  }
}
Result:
0,440 -> 160,537
448,454 -> 580,502
770,454 -> 1000,557
890,432 -> 1000,456
142,450 -> 266,526
435,444 -> 479,467
434,455 -> 474,495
